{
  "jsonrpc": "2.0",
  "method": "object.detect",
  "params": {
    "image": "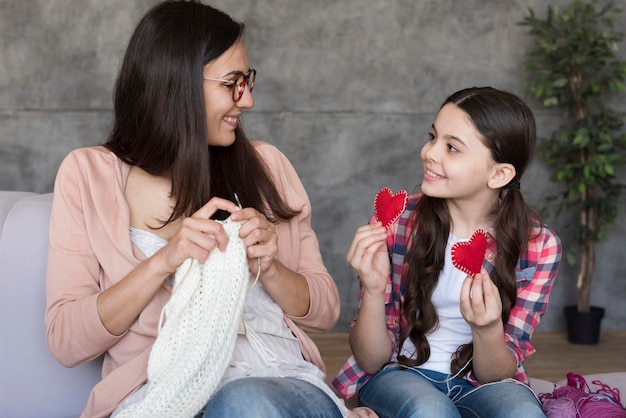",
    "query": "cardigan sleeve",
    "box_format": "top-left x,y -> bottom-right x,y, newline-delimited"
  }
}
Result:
253,141 -> 340,333
45,149 -> 125,367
